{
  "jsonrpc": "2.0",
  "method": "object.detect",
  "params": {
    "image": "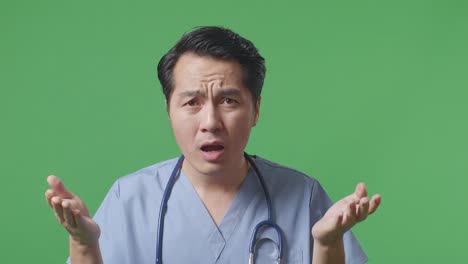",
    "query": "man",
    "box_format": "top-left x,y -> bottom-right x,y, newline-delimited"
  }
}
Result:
45,26 -> 381,264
